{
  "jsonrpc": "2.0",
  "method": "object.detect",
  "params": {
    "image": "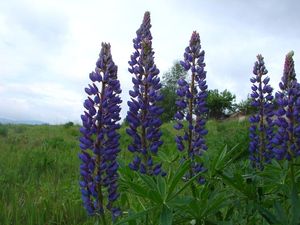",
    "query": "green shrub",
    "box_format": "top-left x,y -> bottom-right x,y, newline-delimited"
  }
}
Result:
0,124 -> 8,137
64,121 -> 74,128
